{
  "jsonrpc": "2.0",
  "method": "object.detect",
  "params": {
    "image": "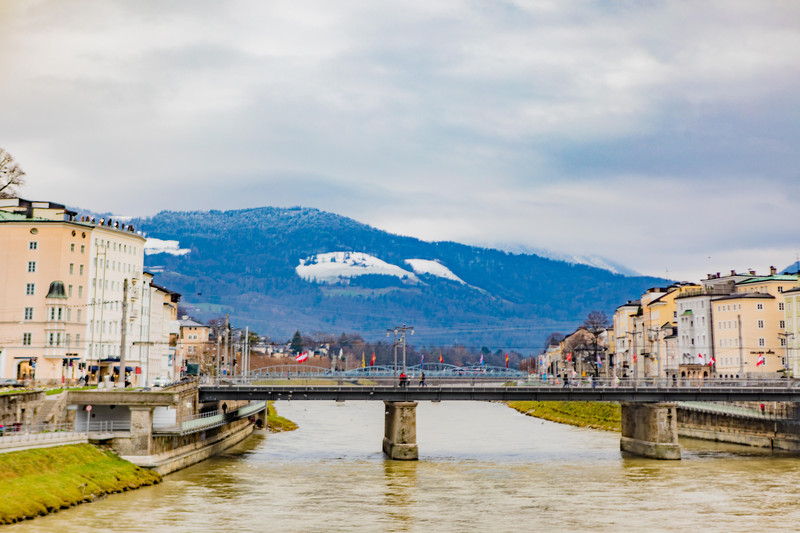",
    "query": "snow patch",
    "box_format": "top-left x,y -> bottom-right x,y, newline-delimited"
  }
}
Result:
405,259 -> 465,284
296,252 -> 418,283
145,238 -> 191,256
